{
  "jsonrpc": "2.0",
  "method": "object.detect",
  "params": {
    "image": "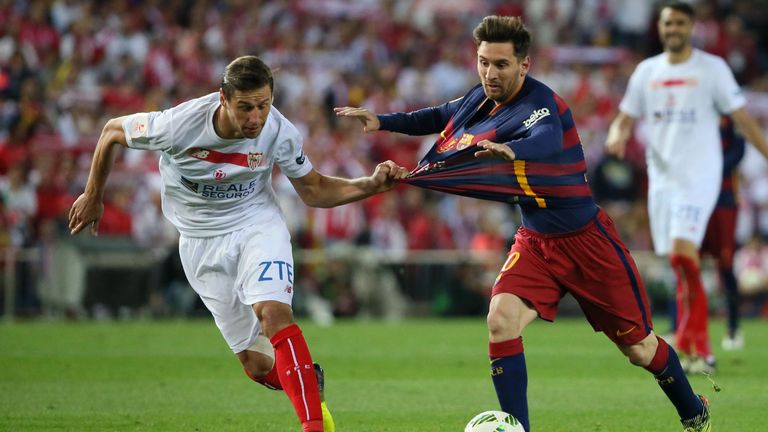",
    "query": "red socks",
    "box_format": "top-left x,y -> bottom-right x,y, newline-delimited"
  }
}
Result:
670,255 -> 711,358
271,324 -> 323,432
645,336 -> 671,374
489,337 -> 524,358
